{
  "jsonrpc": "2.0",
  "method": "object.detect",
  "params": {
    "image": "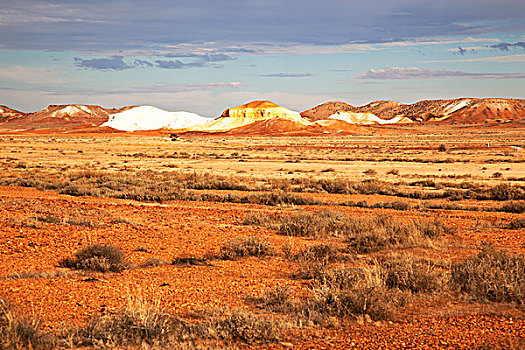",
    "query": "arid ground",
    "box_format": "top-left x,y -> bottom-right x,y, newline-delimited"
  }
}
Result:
1,126 -> 524,349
